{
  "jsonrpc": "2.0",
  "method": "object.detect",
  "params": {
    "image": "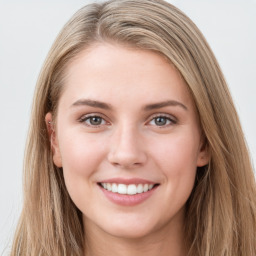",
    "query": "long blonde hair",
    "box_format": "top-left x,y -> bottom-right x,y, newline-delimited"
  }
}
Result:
11,0 -> 256,255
